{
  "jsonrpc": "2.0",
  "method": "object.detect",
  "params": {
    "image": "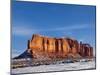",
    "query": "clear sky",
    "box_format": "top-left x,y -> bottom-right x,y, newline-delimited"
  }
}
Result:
12,1 -> 96,57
